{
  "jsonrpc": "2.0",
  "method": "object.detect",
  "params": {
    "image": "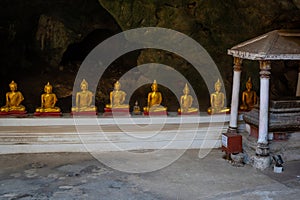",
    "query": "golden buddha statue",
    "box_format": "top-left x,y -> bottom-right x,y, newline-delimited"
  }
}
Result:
71,79 -> 97,112
178,83 -> 198,114
133,101 -> 141,115
1,80 -> 26,112
106,81 -> 129,109
144,80 -> 167,113
240,77 -> 257,111
35,82 -> 61,113
207,79 -> 230,114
